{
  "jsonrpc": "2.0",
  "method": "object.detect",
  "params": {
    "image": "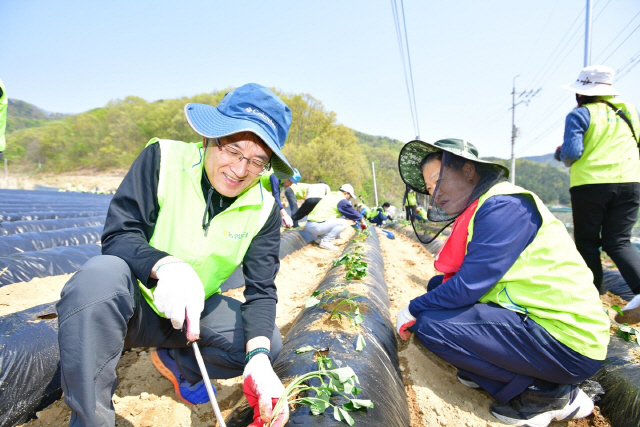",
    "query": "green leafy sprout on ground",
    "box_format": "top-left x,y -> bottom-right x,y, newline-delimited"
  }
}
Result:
610,305 -> 640,345
333,247 -> 368,281
305,288 -> 364,328
267,355 -> 374,426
